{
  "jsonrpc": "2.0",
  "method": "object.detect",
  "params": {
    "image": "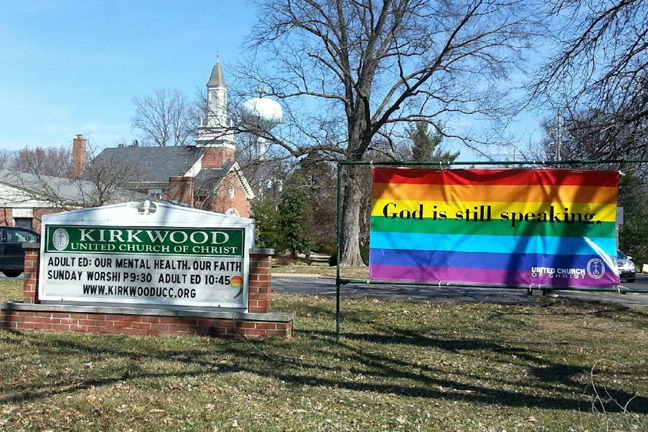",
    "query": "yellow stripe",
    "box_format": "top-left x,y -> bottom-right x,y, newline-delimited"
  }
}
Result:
372,183 -> 618,204
371,199 -> 617,222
